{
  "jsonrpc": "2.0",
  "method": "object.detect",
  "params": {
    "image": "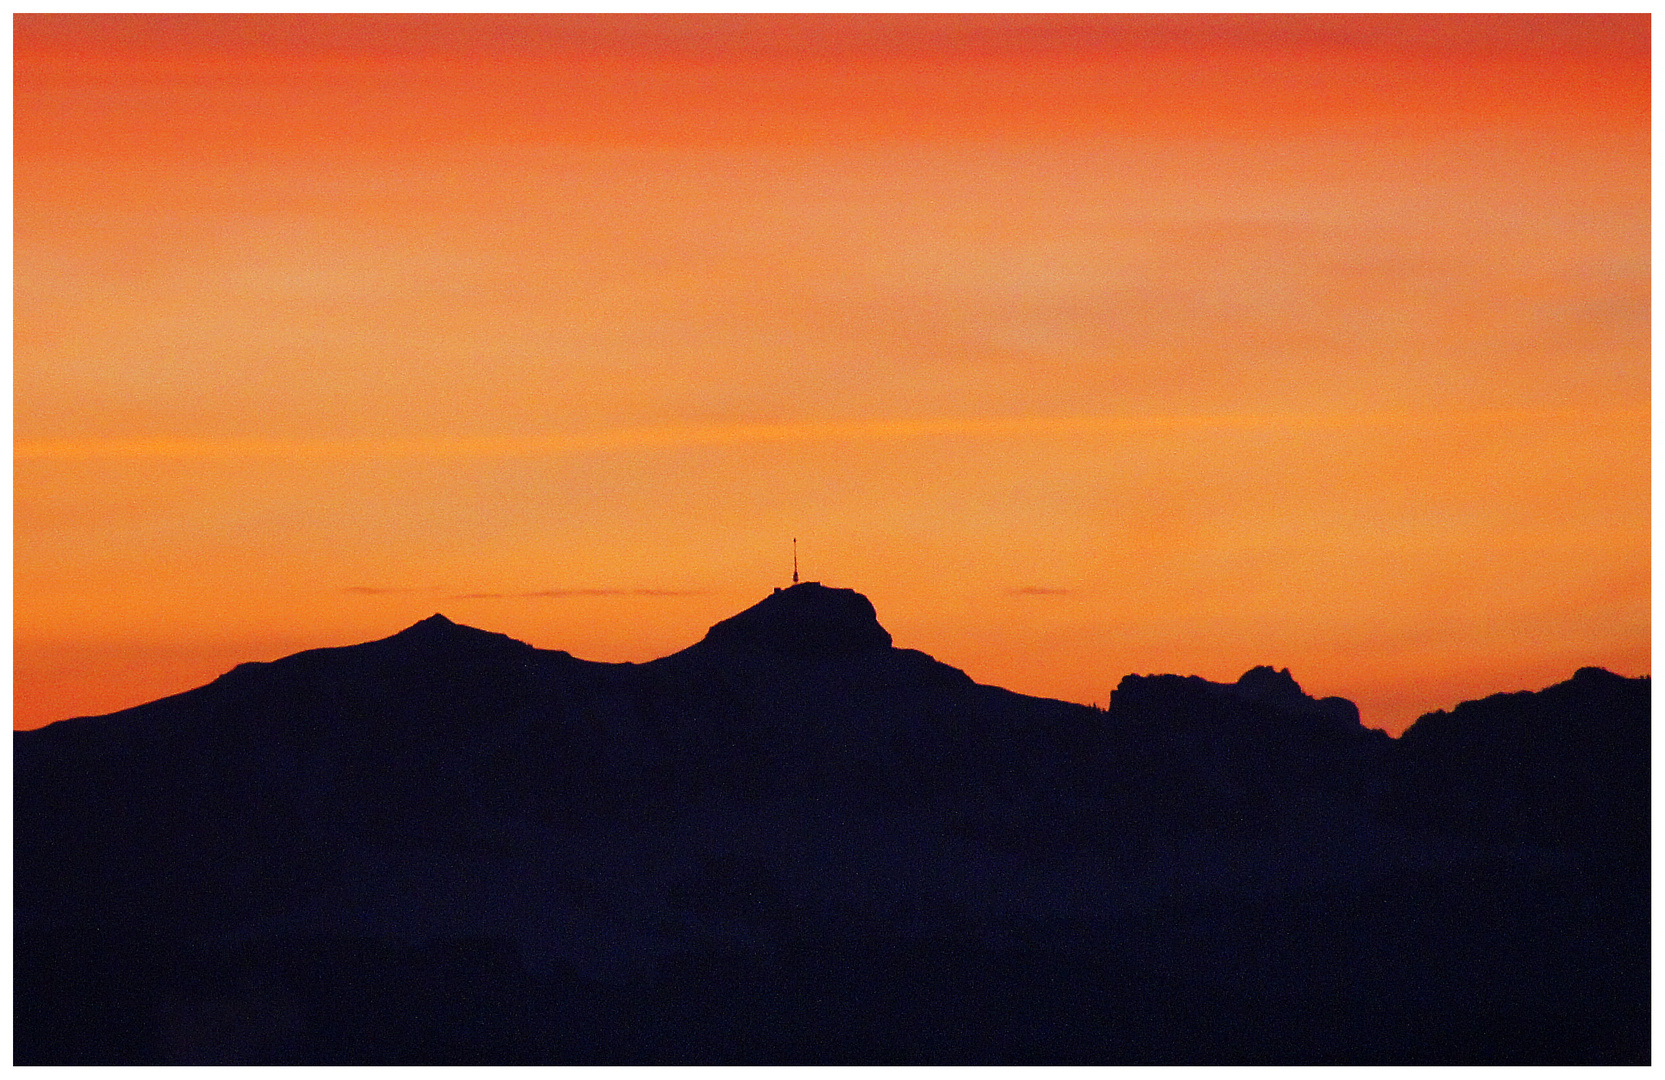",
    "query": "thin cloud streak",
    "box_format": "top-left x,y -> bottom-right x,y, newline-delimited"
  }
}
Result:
446,589 -> 706,599
14,406 -> 1641,461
